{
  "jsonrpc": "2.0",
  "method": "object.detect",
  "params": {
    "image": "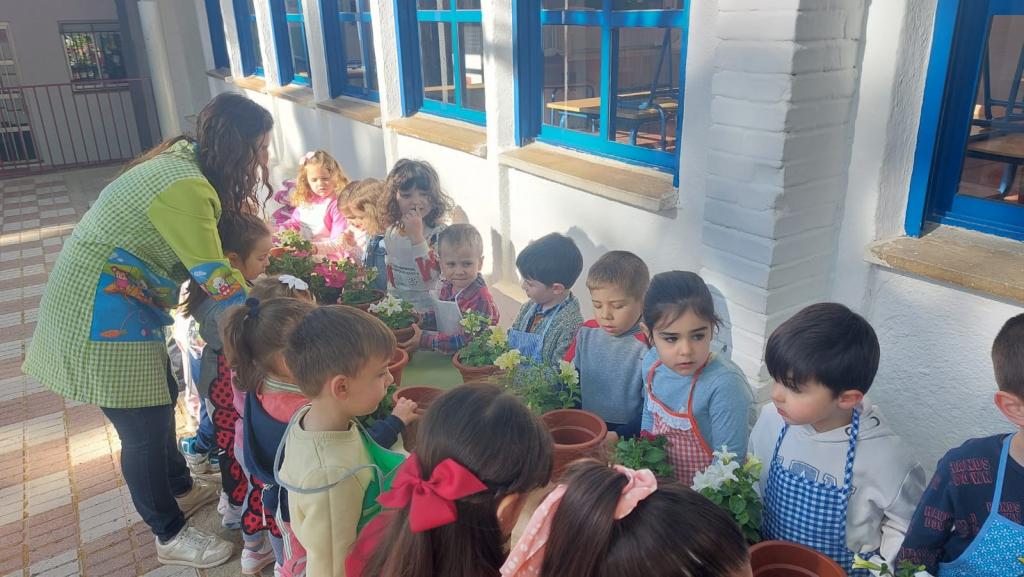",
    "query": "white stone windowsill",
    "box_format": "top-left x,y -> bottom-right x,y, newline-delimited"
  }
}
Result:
387,114 -> 487,158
